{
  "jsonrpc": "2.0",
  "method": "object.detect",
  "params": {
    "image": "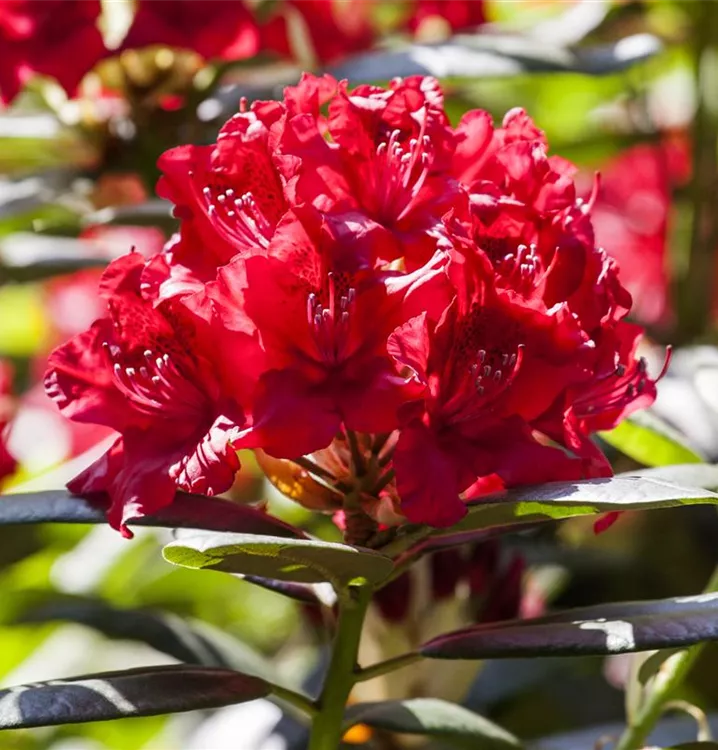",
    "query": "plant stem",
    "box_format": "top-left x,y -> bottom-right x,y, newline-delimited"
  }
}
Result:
307,582 -> 372,750
613,564 -> 718,750
354,651 -> 422,683
675,1 -> 718,343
